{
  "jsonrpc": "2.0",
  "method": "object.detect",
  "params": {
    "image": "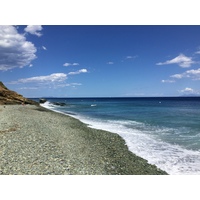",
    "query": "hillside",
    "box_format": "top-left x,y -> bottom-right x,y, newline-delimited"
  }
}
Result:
0,81 -> 38,105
